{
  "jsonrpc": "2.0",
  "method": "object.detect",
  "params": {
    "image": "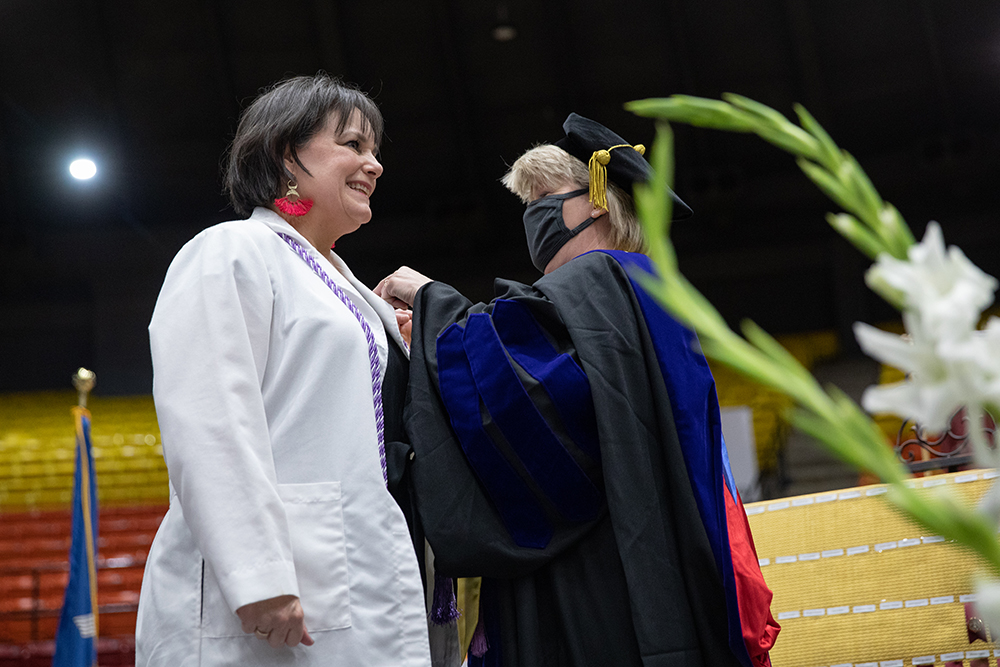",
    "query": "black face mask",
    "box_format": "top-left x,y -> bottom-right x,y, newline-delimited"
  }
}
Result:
522,188 -> 595,272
